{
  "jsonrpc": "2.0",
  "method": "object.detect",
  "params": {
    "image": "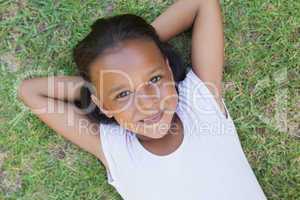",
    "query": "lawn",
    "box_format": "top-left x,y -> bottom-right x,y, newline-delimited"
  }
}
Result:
0,0 -> 299,199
